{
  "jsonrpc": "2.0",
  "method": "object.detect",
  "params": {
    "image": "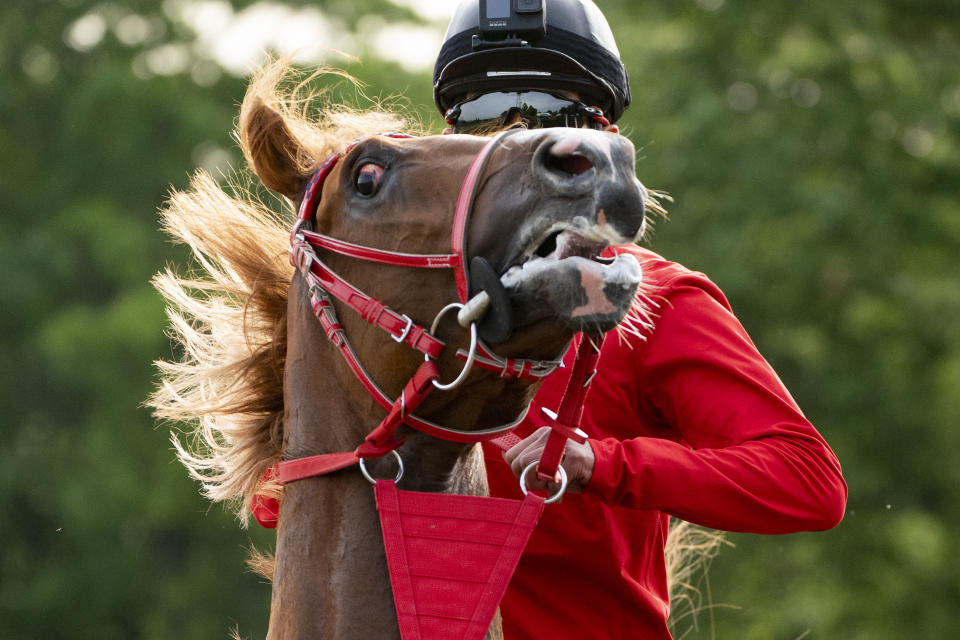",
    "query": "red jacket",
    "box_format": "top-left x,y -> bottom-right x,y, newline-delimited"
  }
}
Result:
481,245 -> 847,639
